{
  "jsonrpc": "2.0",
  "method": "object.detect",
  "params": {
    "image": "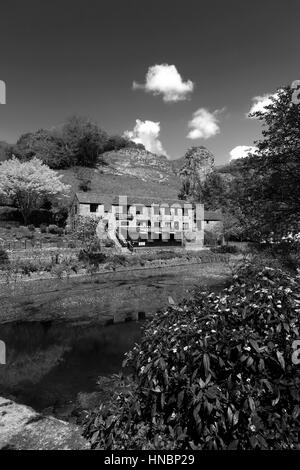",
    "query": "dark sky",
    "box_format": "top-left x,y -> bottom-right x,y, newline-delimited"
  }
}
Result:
0,0 -> 299,163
